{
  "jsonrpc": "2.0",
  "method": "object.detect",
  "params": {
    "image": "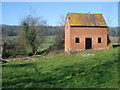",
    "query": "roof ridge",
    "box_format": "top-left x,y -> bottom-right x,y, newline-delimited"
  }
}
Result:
67,13 -> 102,15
